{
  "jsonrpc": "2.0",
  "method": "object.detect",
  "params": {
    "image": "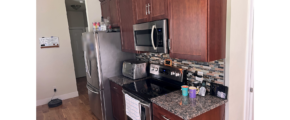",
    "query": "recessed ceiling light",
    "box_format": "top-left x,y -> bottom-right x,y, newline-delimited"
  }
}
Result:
80,1 -> 83,3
